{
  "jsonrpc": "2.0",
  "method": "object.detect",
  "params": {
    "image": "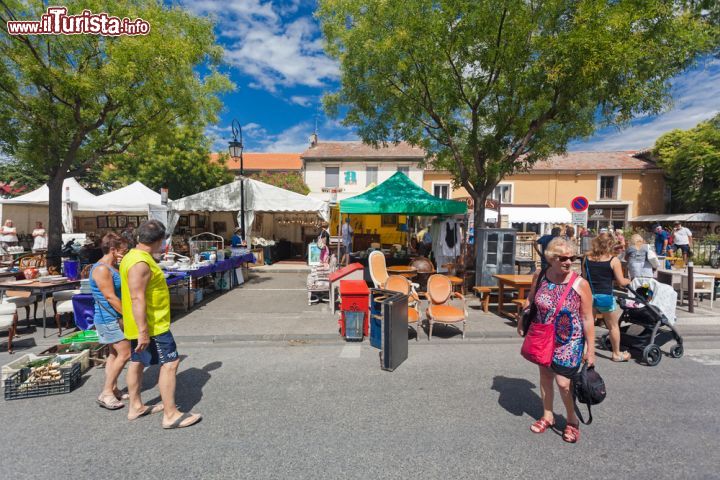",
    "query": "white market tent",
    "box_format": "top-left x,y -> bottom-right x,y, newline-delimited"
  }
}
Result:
168,178 -> 329,235
631,213 -> 720,223
76,181 -> 168,226
0,177 -> 97,233
485,206 -> 572,225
